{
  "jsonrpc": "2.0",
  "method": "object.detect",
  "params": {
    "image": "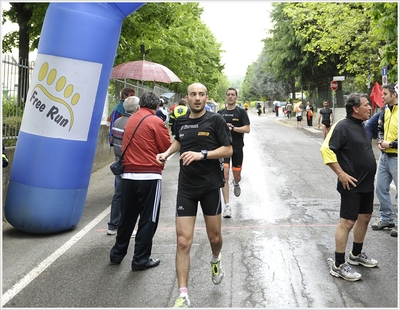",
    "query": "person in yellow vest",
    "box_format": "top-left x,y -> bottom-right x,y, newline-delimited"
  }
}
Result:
168,98 -> 189,135
244,101 -> 249,113
371,82 -> 398,237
